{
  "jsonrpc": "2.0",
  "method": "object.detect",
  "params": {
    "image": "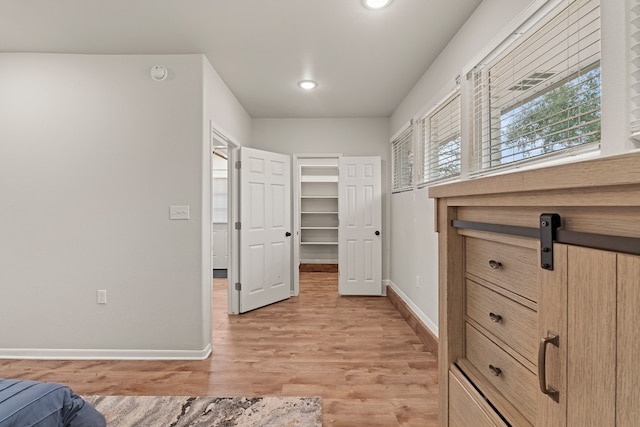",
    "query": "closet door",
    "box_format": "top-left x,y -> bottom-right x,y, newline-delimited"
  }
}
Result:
338,156 -> 382,295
